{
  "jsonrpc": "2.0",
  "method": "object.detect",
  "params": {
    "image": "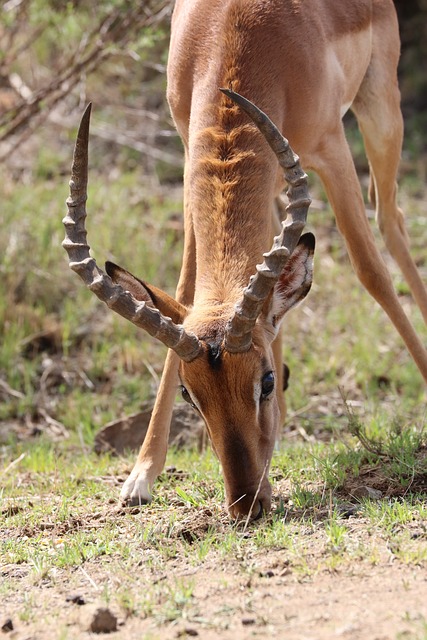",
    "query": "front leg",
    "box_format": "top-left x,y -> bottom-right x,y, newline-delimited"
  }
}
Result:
121,176 -> 197,505
271,331 -> 287,430
120,349 -> 180,504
